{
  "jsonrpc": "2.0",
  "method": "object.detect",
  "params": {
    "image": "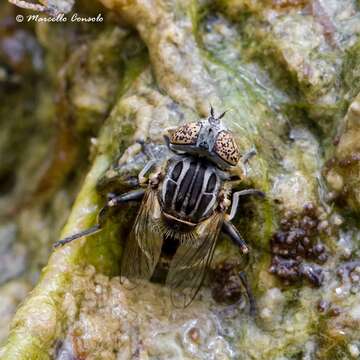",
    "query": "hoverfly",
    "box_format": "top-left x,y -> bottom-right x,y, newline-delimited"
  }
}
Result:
54,107 -> 265,307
